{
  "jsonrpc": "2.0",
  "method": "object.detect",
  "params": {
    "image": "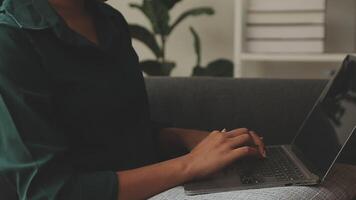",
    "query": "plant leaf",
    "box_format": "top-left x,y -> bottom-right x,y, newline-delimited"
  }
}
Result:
192,66 -> 206,76
205,59 -> 234,77
192,59 -> 234,77
161,0 -> 182,9
131,0 -> 170,36
129,3 -> 142,10
140,60 -> 175,76
190,27 -> 201,67
170,7 -> 215,34
129,24 -> 162,58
